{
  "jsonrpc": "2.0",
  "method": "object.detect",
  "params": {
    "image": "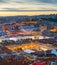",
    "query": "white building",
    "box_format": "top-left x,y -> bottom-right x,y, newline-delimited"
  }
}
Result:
0,35 -> 35,42
24,49 -> 35,53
